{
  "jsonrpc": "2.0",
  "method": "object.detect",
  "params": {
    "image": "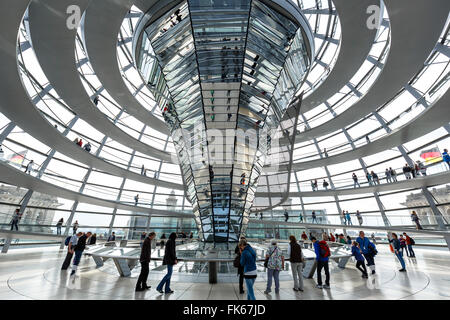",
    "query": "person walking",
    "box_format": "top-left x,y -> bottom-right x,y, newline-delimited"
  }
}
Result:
366,172 -> 373,186
136,232 -> 156,292
234,236 -> 246,294
389,233 -> 406,272
311,180 -> 316,191
301,232 -> 308,248
403,232 -> 416,258
314,179 -> 318,191
342,210 -> 347,225
288,235 -> 305,292
70,231 -> 92,277
417,160 -> 427,176
356,231 -> 377,275
134,194 -> 139,206
156,232 -> 177,294
313,235 -> 331,289
442,148 -> 450,169
322,179 -> 329,190
72,220 -> 79,235
239,238 -> 257,300
10,208 -> 22,231
352,173 -> 360,188
25,160 -> 34,174
356,210 -> 363,226
62,232 -> 79,270
371,171 -> 380,185
385,168 -> 392,183
56,218 -> 64,235
284,210 -> 289,222
298,211 -> 303,222
351,241 -> 368,278
390,167 -> 397,182
264,240 -> 284,294
411,211 -> 423,230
